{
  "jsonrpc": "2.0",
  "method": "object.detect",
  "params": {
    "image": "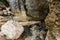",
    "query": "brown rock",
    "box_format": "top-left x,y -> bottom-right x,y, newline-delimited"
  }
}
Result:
45,0 -> 60,40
